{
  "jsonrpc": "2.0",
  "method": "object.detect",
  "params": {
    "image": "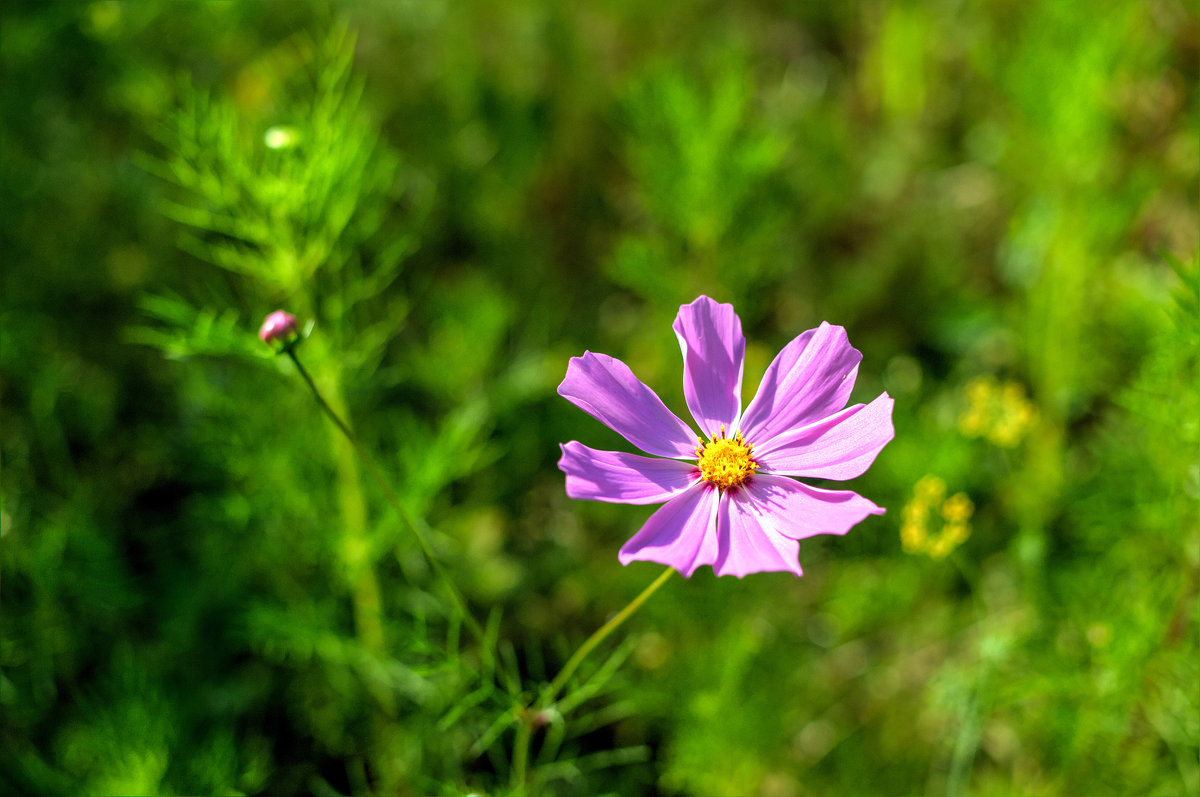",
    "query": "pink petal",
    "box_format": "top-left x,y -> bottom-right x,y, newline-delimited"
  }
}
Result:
741,474 -> 884,539
618,483 -> 719,577
558,442 -> 700,504
755,393 -> 894,480
673,296 -> 745,437
713,489 -> 804,577
559,352 -> 698,458
739,323 -> 862,442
